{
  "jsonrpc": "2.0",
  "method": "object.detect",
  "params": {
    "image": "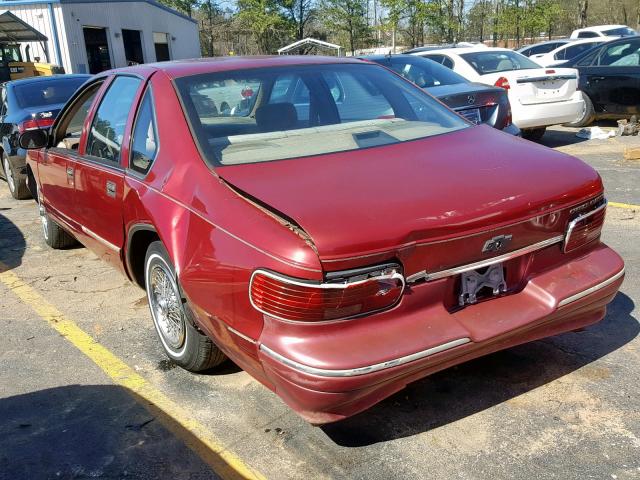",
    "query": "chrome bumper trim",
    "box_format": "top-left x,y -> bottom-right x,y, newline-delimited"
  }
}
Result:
406,235 -> 565,284
558,268 -> 625,307
260,338 -> 470,377
226,325 -> 257,344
